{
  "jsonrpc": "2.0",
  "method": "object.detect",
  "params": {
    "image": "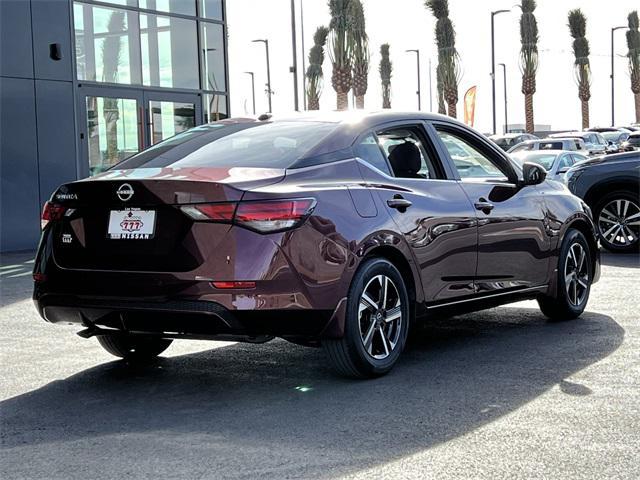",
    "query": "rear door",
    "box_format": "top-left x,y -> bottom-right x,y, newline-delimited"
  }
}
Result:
429,121 -> 551,292
356,122 -> 477,301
